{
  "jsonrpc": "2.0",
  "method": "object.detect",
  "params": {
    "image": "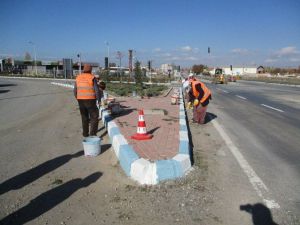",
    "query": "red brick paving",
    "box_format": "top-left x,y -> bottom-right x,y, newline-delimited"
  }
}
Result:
111,89 -> 180,161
